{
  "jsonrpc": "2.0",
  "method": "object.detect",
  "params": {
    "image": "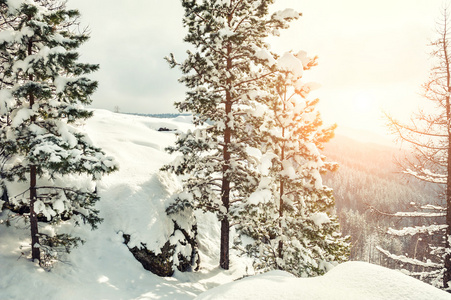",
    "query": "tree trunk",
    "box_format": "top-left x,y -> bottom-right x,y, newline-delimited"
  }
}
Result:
219,212 -> 230,269
28,38 -> 40,262
278,130 -> 285,265
277,92 -> 288,266
30,165 -> 39,261
220,21 -> 233,269
444,99 -> 451,288
444,16 -> 451,286
220,101 -> 231,270
278,180 -> 284,266
29,89 -> 39,262
444,136 -> 451,288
